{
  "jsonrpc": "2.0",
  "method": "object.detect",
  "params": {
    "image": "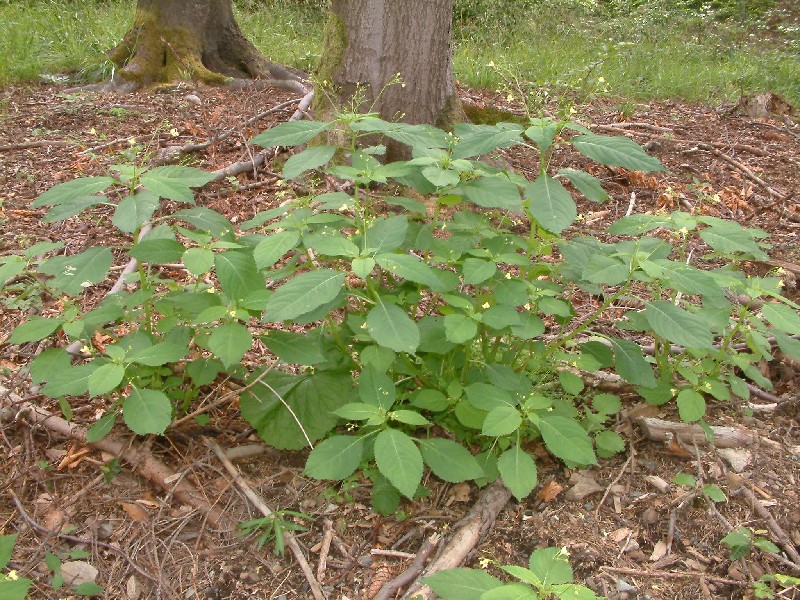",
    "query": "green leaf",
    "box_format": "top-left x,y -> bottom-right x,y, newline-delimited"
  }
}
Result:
528,547 -> 574,586
465,383 -> 516,411
699,224 -> 768,260
352,256 -> 376,279
672,473 -> 696,487
43,195 -> 107,222
129,239 -> 186,264
539,416 -> 597,465
456,176 -> 523,210
123,387 -> 172,435
112,190 -> 160,233
127,340 -> 189,366
359,366 -> 396,410
262,329 -> 325,365
88,363 -> 125,397
419,438 -> 484,482
559,371 -> 585,395
525,175 -> 576,234
595,430 -> 625,457
375,253 -> 439,286
702,484 -> 726,503
251,120 -> 332,147
525,118 -> 559,152
462,258 -> 497,284
645,301 -> 714,350
424,569 -> 503,600
572,134 -> 665,172
763,303 -> 800,335
333,403 -> 385,422
39,247 -> 113,295
214,250 -> 262,302
304,435 -> 364,480
86,411 -> 118,443
557,168 -> 609,203
480,583 -> 539,600
423,166 -> 461,188
140,166 -> 214,203
182,247 -> 214,275
363,215 -> 408,254
241,370 -> 352,450
33,176 -> 115,207
676,388 -> 706,422
582,255 -> 629,285
498,445 -> 538,500
452,123 -> 523,159
482,406 -> 523,437
175,207 -> 234,239
253,230 -> 300,269
42,363 -> 97,398
367,300 -> 420,354
374,429 -> 423,499
0,534 -> 17,569
72,582 -> 104,596
283,145 -> 337,179
8,316 -> 63,344
209,322 -> 252,368
444,314 -> 478,343
390,410 -> 431,426
611,337 -> 657,387
264,269 -> 345,322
